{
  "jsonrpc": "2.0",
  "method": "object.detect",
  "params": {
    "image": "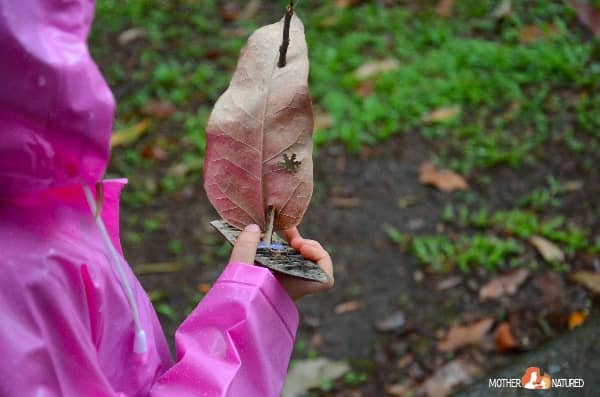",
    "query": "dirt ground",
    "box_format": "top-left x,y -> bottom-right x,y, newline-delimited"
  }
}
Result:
121,130 -> 599,395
